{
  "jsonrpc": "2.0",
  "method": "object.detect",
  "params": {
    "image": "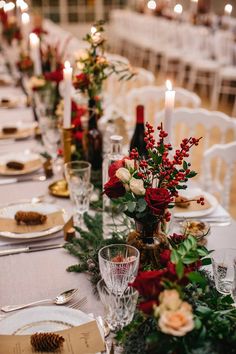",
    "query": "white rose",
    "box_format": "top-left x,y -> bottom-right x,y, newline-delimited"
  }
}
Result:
124,159 -> 135,171
129,178 -> 145,196
159,289 -> 182,312
158,302 -> 194,337
116,167 -> 131,183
